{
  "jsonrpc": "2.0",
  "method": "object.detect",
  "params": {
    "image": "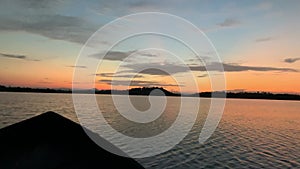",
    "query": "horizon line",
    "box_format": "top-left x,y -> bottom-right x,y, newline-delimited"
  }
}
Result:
1,84 -> 300,95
